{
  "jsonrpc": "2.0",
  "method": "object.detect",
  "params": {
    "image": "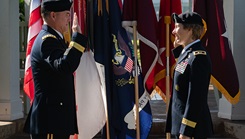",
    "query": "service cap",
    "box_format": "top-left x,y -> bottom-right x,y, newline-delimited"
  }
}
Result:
172,12 -> 204,26
41,0 -> 73,13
